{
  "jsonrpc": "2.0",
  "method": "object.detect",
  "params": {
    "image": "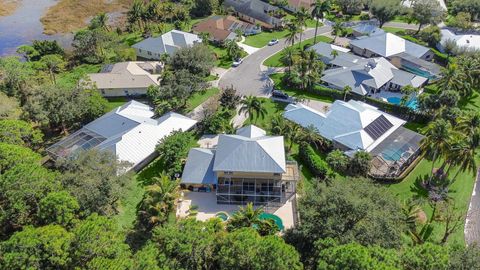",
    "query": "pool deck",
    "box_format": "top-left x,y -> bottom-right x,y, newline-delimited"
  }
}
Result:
176,191 -> 296,230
